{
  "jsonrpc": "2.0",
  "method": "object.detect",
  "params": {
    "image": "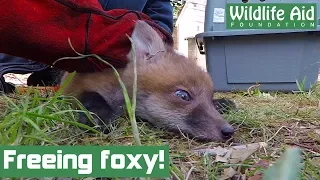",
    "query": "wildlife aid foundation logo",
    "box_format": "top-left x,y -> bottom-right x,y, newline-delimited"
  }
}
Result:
226,3 -> 317,29
0,145 -> 169,178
